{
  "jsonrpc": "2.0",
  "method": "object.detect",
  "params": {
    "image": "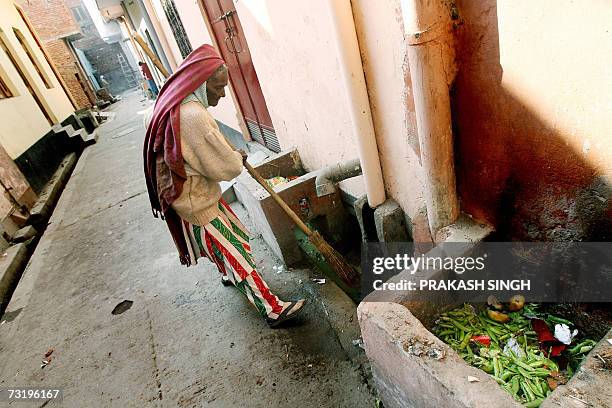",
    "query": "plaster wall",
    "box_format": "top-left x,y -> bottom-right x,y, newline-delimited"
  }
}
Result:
234,0 -> 430,238
169,0 -> 242,131
453,0 -> 612,240
0,0 -> 74,159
